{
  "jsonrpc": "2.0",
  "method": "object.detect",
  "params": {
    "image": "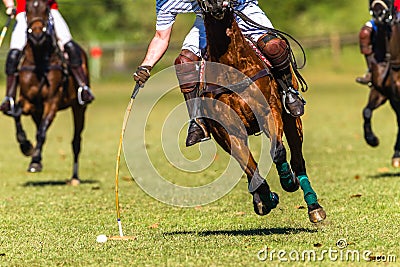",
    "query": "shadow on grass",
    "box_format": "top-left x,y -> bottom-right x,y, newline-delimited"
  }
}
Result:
368,172 -> 400,179
22,179 -> 98,187
165,227 -> 317,237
